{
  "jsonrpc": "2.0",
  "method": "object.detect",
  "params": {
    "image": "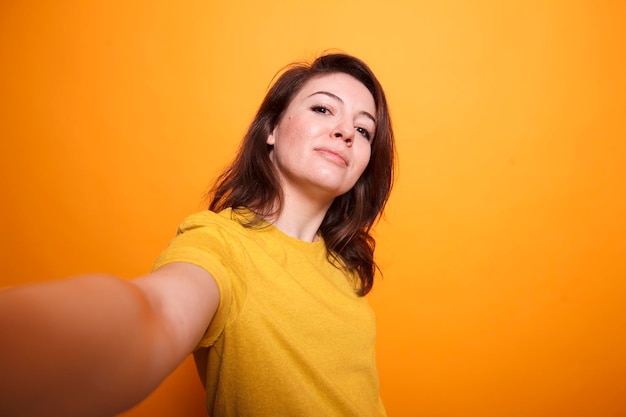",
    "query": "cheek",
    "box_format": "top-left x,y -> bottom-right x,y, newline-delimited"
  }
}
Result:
275,117 -> 310,148
356,144 -> 372,171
